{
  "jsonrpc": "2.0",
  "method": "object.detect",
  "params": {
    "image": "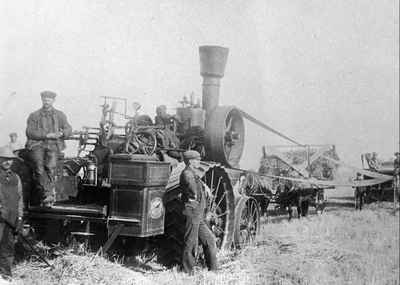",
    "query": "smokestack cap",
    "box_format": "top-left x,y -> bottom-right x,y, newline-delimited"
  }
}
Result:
199,46 -> 229,78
